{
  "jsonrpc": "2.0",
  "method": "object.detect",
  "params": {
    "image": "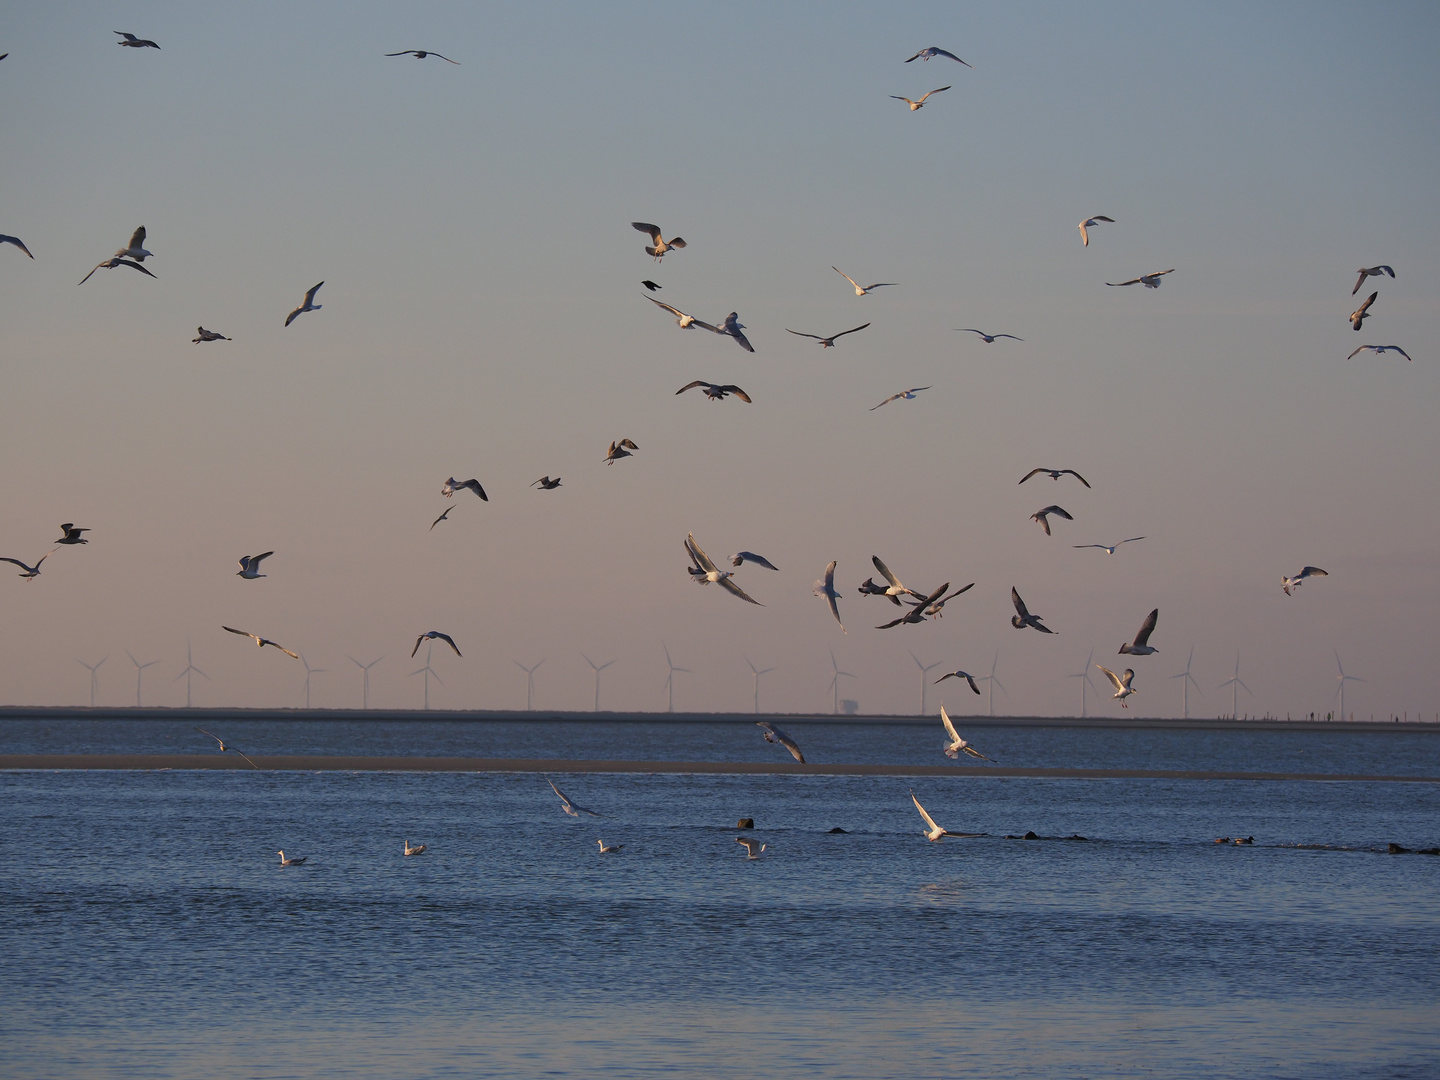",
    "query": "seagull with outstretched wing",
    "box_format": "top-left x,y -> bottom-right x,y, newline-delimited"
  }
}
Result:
813,561 -> 845,633
940,705 -> 994,760
222,626 -> 299,659
905,47 -> 971,66
412,631 -> 462,658
891,86 -> 951,110
833,266 -> 897,296
786,323 -> 870,348
1030,505 -> 1073,536
756,721 -> 805,763
1119,608 -> 1159,656
1011,587 -> 1055,633
1107,269 -> 1174,288
686,534 -> 762,605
